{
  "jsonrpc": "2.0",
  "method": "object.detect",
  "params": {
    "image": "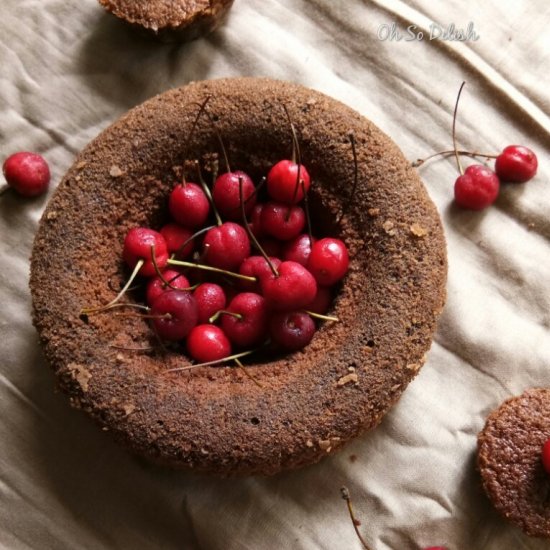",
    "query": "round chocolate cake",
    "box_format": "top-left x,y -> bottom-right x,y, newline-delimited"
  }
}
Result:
30,77 -> 447,476
98,0 -> 235,41
477,388 -> 550,537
